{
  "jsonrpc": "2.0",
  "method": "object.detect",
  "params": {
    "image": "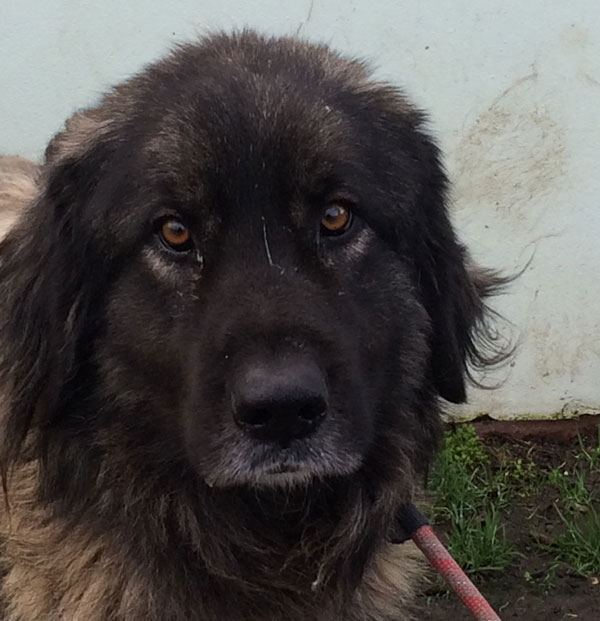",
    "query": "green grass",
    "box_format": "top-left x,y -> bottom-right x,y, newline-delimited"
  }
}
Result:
544,431 -> 600,576
576,426 -> 600,469
427,424 -> 600,582
551,506 -> 600,576
428,425 -> 517,576
524,565 -> 558,594
444,503 -> 517,573
548,466 -> 593,512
